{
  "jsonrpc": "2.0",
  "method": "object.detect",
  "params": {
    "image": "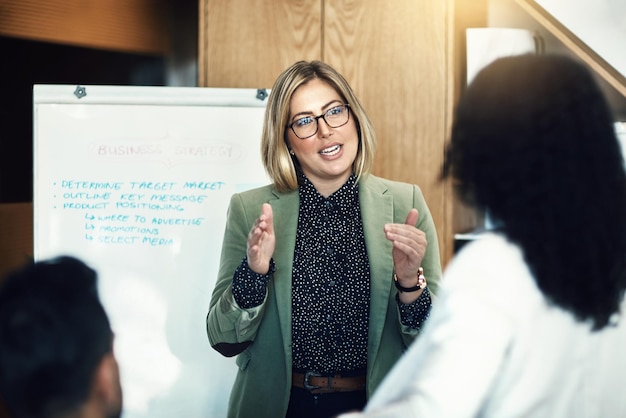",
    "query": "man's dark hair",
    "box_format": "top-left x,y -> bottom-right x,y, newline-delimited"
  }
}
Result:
0,256 -> 114,417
